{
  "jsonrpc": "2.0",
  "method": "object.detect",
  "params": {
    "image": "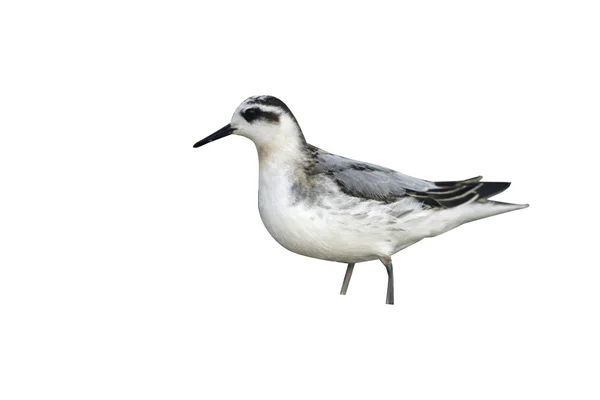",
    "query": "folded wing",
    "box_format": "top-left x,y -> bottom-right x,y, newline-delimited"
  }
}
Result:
307,145 -> 510,208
